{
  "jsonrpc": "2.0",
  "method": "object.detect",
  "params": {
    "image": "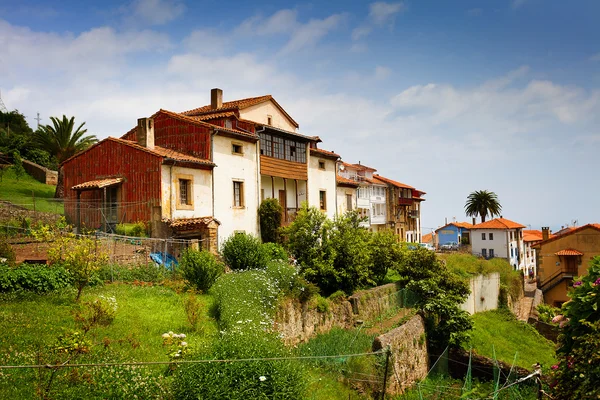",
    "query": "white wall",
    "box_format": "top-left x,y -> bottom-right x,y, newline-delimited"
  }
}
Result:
308,156 -> 337,219
212,135 -> 259,247
161,165 -> 212,220
460,273 -> 501,314
240,101 -> 297,132
336,186 -> 356,215
471,229 -> 509,259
